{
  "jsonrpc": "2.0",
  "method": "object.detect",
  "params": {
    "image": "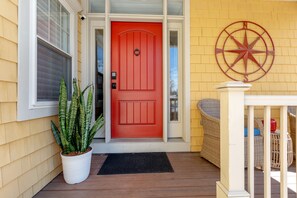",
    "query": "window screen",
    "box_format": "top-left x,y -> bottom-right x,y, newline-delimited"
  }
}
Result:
36,0 -> 71,101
